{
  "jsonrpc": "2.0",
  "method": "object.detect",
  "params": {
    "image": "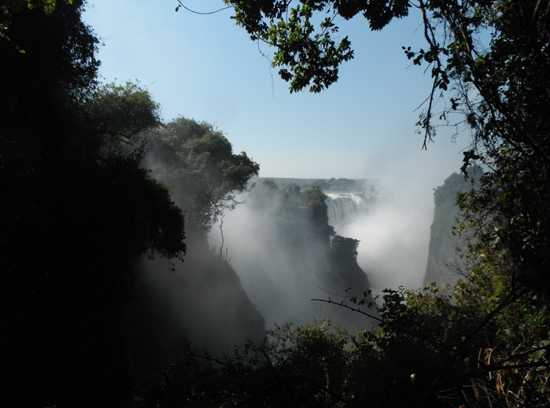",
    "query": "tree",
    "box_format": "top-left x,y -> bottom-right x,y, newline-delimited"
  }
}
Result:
223,0 -> 550,296
145,117 -> 259,234
1,1 -> 71,48
85,81 -> 161,145
1,4 -> 184,406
